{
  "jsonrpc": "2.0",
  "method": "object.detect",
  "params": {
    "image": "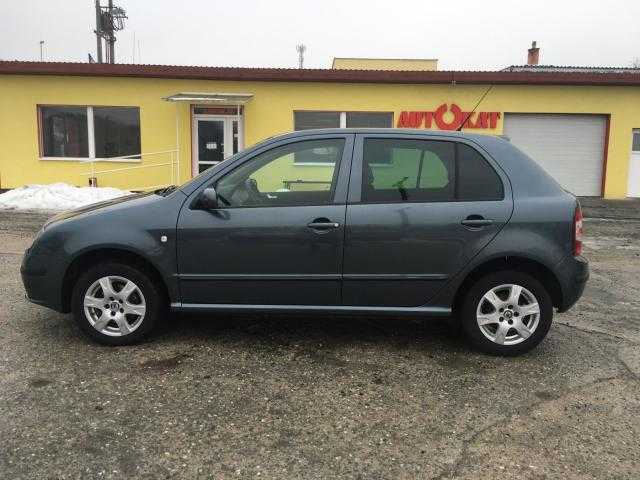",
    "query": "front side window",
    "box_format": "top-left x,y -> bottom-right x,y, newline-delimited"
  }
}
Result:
360,138 -> 503,203
39,105 -> 140,159
215,138 -> 345,208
